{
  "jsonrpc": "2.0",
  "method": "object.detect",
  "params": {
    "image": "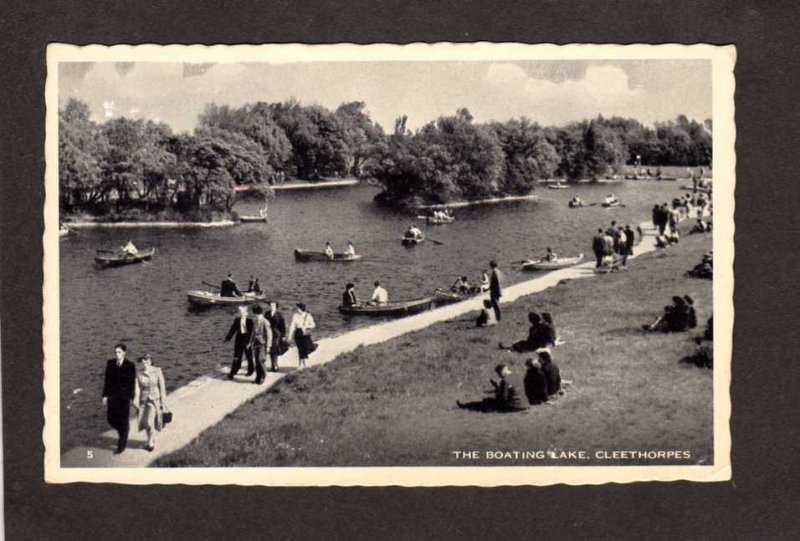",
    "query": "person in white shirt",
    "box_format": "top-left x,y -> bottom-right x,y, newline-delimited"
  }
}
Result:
344,242 -> 356,256
324,242 -> 334,259
479,270 -> 490,293
121,240 -> 138,256
288,303 -> 316,368
405,225 -> 423,239
371,281 -> 389,305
